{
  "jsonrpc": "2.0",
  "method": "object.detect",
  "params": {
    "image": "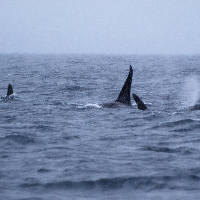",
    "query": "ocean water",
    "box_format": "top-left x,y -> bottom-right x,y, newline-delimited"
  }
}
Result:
0,54 -> 200,200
